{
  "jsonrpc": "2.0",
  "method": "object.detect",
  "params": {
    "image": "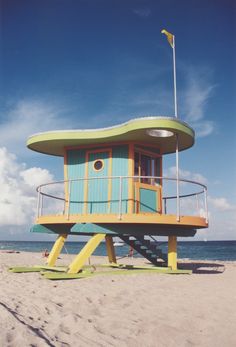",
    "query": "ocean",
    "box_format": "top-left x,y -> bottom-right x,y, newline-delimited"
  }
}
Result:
0,240 -> 236,261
